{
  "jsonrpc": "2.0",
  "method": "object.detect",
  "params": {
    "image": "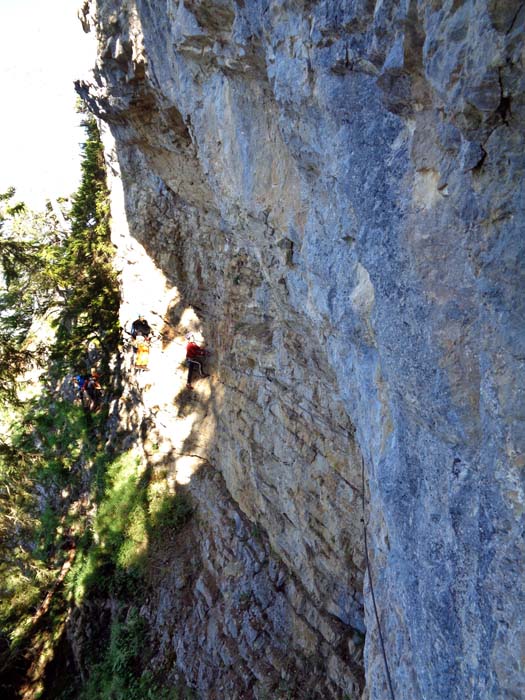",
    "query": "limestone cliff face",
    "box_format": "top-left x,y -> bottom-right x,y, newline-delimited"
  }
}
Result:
78,1 -> 524,698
